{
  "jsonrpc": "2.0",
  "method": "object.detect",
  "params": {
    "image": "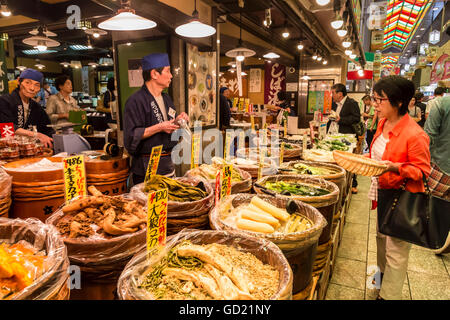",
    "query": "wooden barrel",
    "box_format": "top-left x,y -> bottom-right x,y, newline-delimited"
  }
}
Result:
3,157 -> 65,222
85,151 -> 130,196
